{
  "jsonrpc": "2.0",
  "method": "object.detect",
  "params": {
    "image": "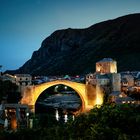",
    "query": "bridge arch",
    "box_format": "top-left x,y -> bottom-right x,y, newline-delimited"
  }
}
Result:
21,80 -> 88,112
